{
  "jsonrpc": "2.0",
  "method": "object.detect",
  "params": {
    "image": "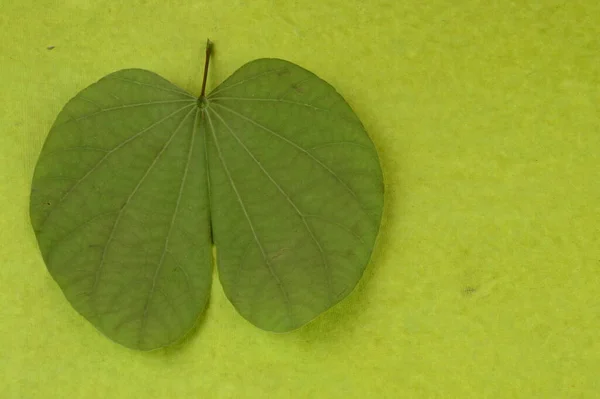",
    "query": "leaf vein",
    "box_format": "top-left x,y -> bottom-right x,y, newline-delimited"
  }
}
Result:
166,250 -> 194,304
303,214 -> 367,246
138,108 -> 199,346
91,107 -> 196,305
42,146 -> 109,158
209,102 -> 378,225
45,211 -> 119,264
56,99 -> 195,129
209,107 -> 334,303
309,141 -> 372,151
210,96 -> 327,112
205,109 -> 296,325
37,104 -> 195,230
105,75 -> 196,98
207,66 -> 290,97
